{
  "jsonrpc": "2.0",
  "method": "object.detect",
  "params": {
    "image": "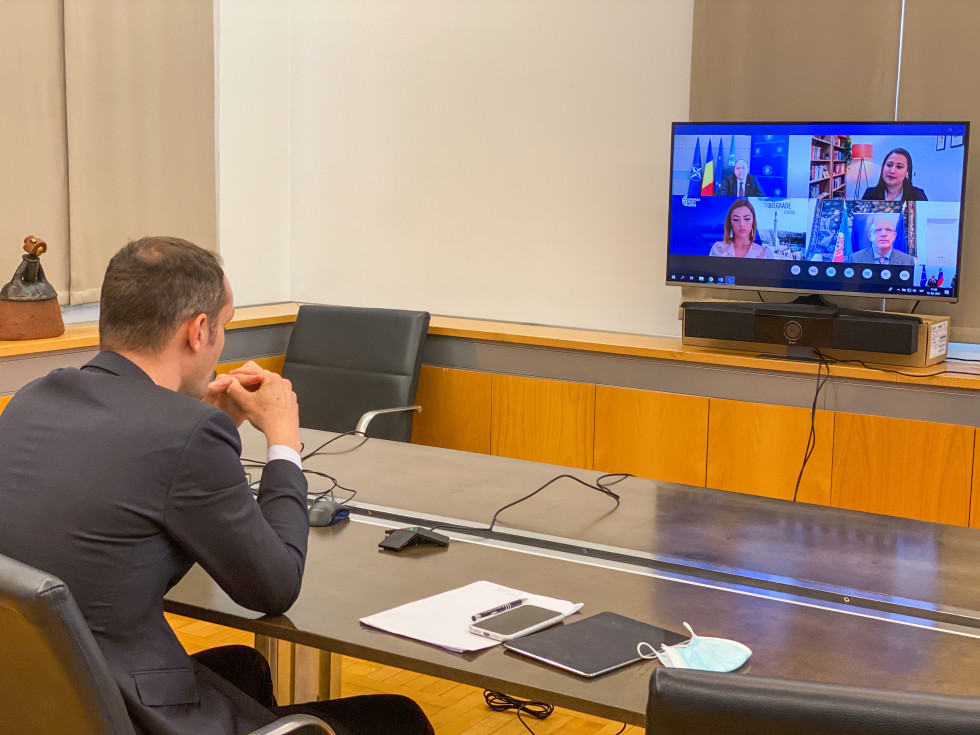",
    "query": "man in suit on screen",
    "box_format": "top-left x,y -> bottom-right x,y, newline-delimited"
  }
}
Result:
716,158 -> 766,197
849,215 -> 915,266
0,237 -> 433,735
